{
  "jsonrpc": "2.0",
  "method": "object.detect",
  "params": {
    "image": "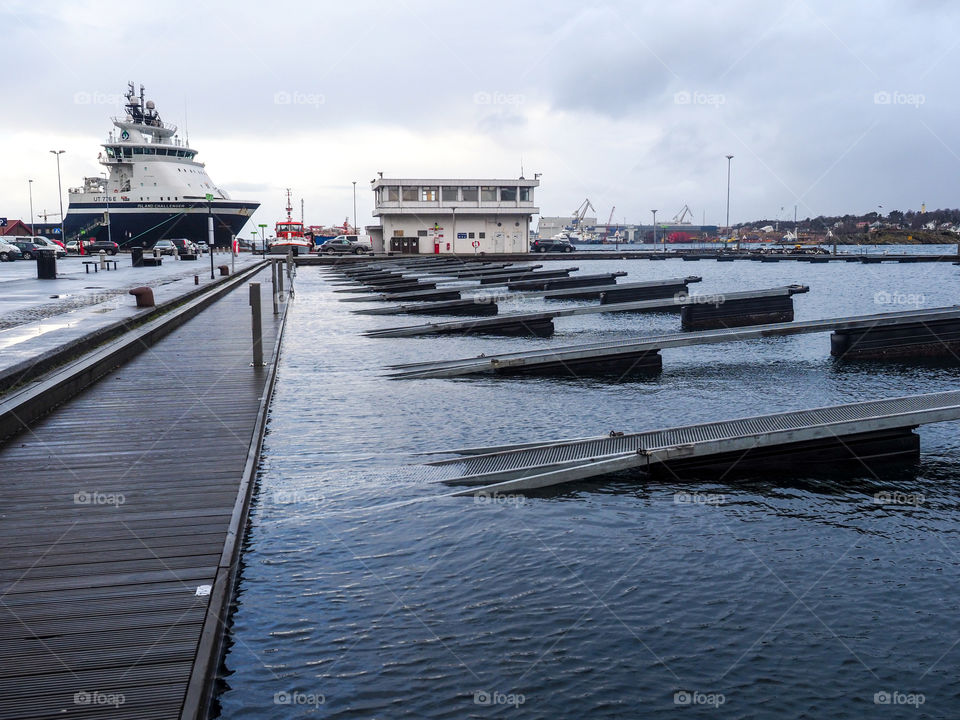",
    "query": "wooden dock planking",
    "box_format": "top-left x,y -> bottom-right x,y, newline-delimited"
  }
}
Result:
0,266 -> 286,719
